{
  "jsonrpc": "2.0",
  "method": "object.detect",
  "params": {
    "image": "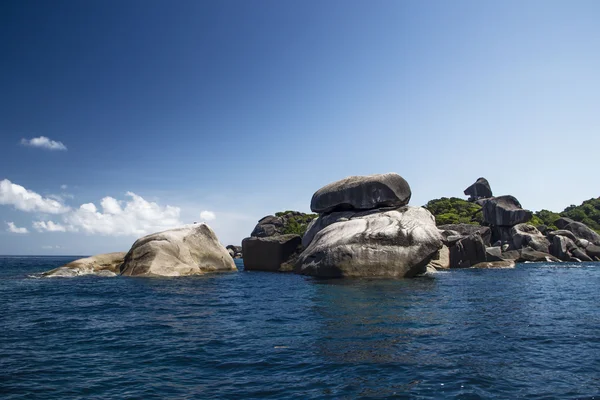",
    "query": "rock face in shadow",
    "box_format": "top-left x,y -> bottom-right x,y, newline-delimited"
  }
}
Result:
242,234 -> 302,272
449,233 -> 487,268
464,177 -> 492,201
42,252 -> 126,277
120,224 -> 237,277
561,221 -> 600,245
482,195 -> 533,227
296,207 -> 442,278
310,173 -> 411,214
